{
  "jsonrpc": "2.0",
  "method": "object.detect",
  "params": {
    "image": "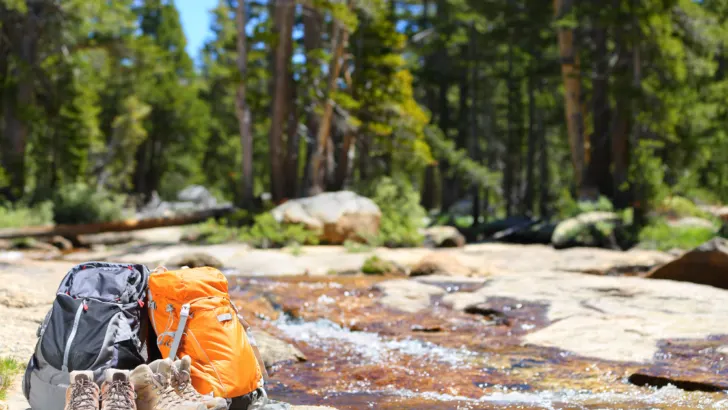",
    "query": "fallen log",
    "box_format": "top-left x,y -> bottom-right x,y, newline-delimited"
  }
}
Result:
0,206 -> 234,240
